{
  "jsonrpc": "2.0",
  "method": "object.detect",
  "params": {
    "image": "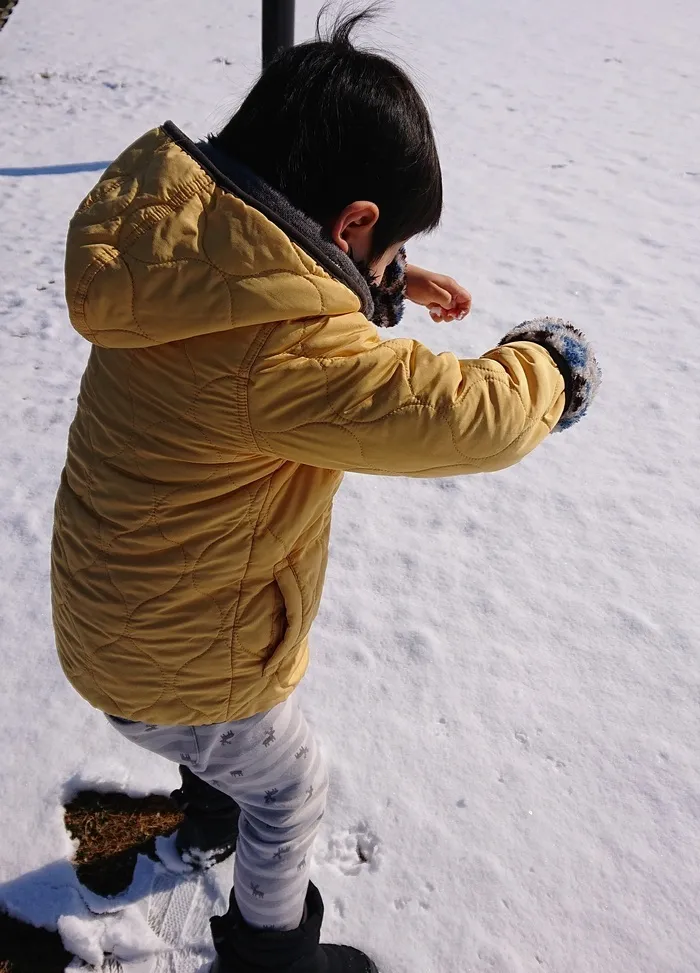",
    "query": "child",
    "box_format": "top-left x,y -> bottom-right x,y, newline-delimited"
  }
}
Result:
51,8 -> 599,973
